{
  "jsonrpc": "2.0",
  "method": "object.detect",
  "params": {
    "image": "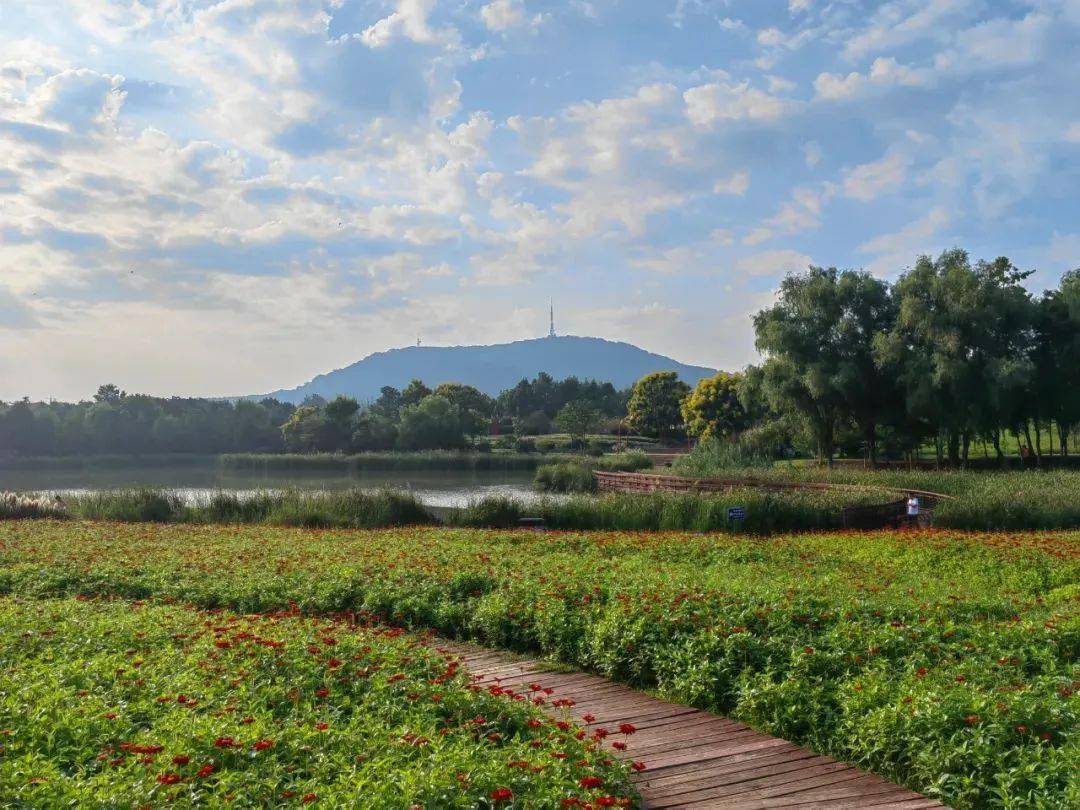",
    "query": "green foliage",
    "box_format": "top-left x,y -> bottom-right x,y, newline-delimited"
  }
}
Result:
553,400 -> 602,447
625,372 -> 691,440
672,437 -> 773,475
396,396 -> 468,451
63,488 -> 436,528
534,453 -> 654,493
0,597 -> 633,807
753,267 -> 897,462
2,522 -> 1076,808
681,371 -> 749,441
451,489 -> 886,532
